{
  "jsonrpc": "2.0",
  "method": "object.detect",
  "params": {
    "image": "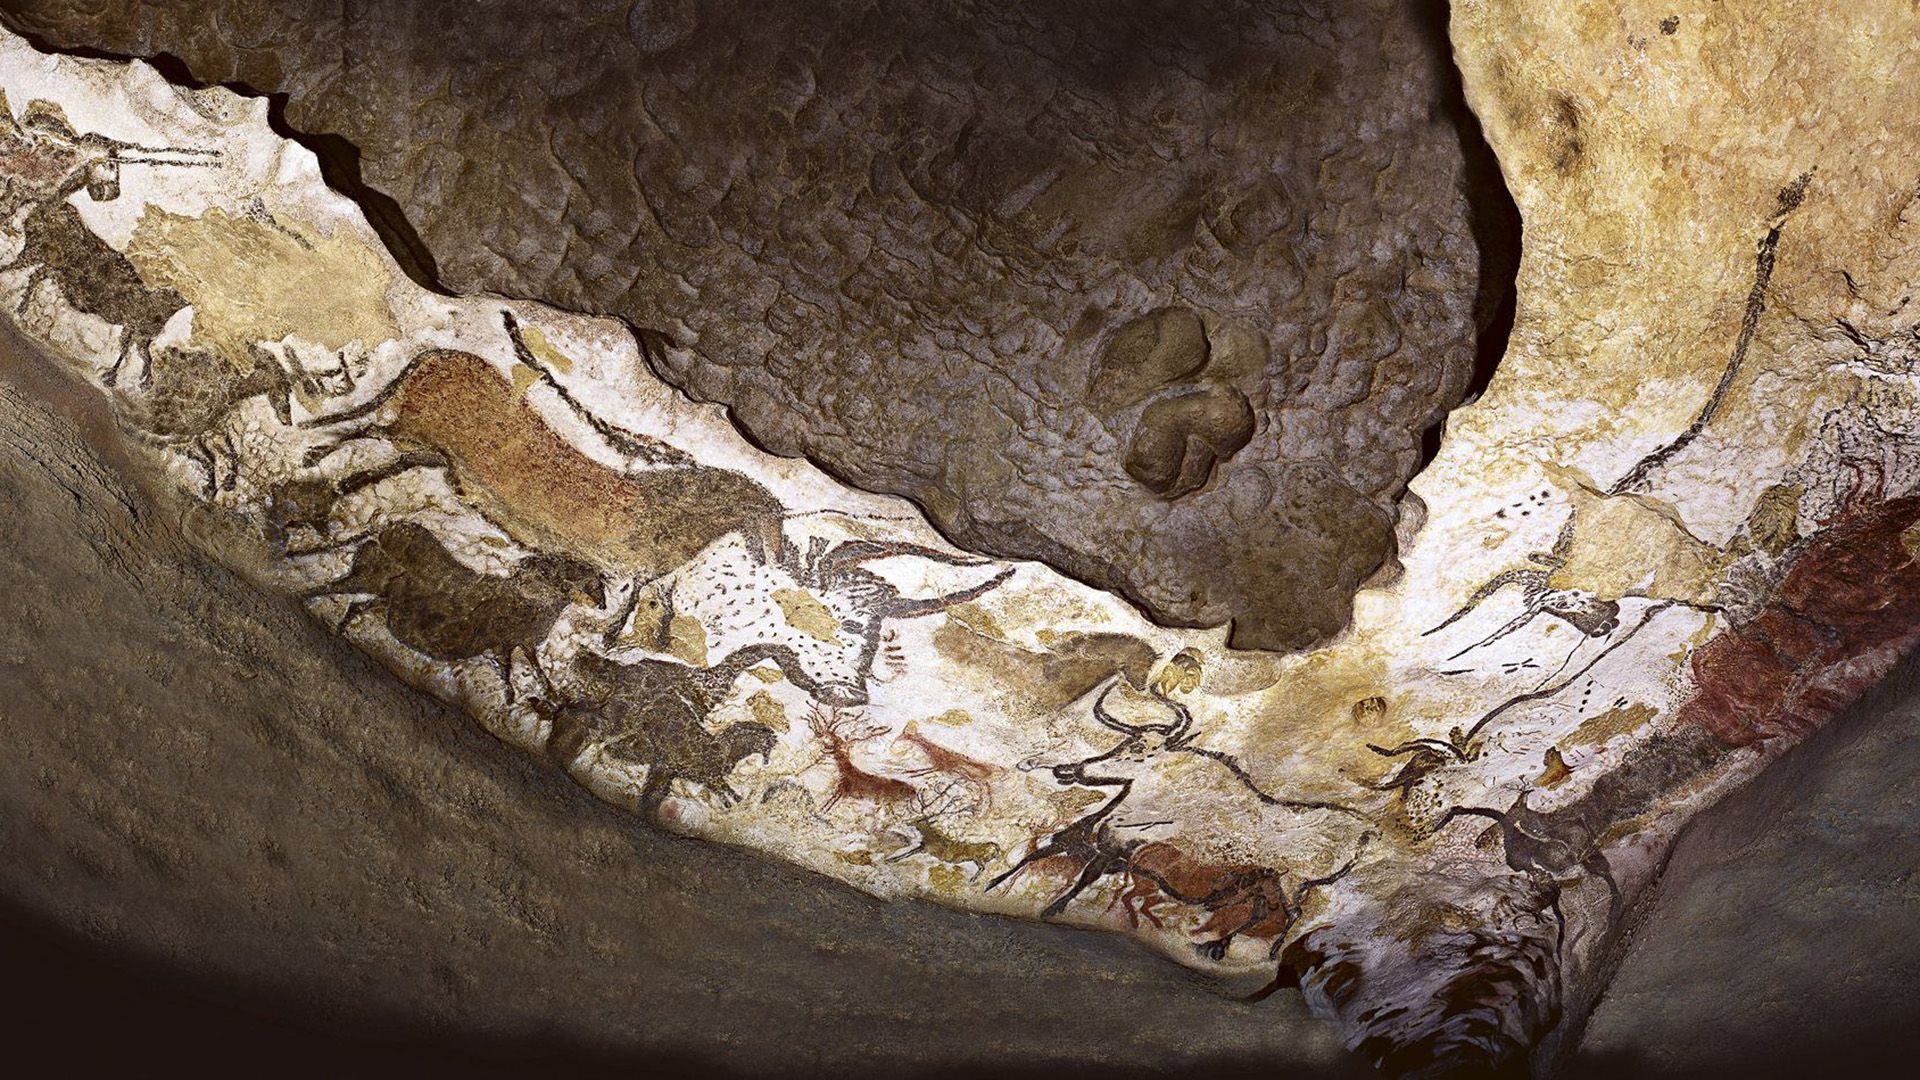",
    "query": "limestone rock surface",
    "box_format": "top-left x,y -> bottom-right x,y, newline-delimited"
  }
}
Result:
0,322 -> 1356,1075
0,0 -> 1509,650
6,4 -> 1920,1078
